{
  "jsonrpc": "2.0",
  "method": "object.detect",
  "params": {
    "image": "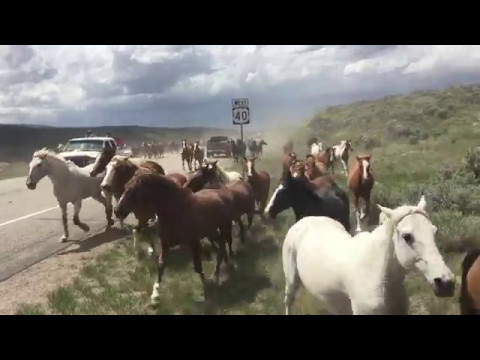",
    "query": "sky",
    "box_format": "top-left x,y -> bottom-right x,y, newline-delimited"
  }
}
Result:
1,45 -> 480,129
